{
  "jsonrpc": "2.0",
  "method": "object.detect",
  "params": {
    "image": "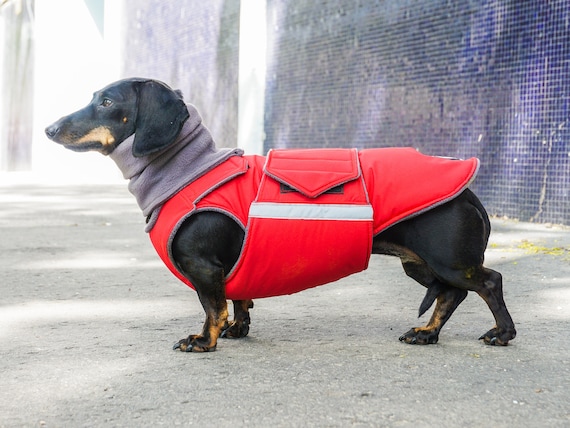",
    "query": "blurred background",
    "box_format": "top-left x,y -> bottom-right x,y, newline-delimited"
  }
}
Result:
0,0 -> 568,224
